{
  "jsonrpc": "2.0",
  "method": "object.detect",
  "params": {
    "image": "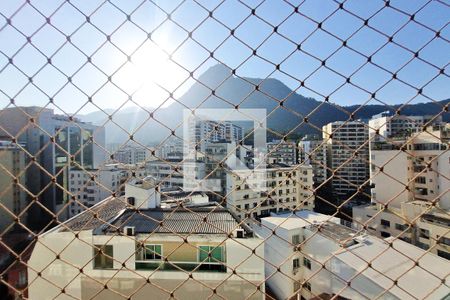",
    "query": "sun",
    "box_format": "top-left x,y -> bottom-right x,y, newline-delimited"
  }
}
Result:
116,40 -> 183,108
